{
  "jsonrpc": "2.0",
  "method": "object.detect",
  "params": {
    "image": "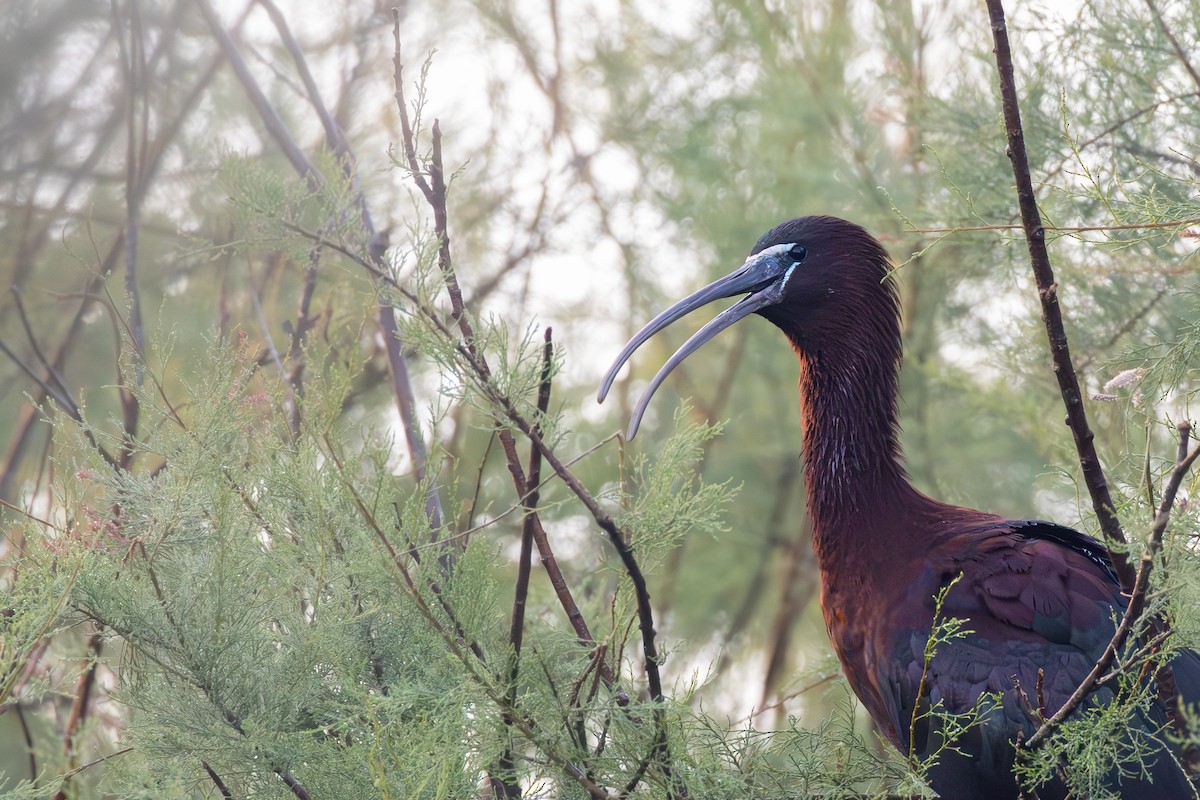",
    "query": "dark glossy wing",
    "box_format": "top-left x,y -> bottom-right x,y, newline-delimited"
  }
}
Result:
964,520 -> 1121,655
875,519 -> 1195,800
